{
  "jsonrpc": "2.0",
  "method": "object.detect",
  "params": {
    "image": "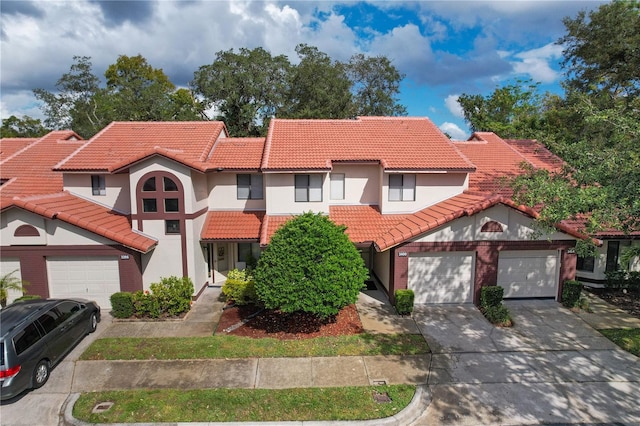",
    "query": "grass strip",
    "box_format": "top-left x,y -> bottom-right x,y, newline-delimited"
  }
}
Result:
599,328 -> 640,356
81,333 -> 429,360
74,385 -> 416,423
